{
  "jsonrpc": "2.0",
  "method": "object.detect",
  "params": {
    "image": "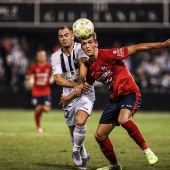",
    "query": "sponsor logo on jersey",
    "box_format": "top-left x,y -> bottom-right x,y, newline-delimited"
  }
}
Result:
101,66 -> 107,72
64,69 -> 79,82
96,70 -> 113,90
113,48 -> 124,57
